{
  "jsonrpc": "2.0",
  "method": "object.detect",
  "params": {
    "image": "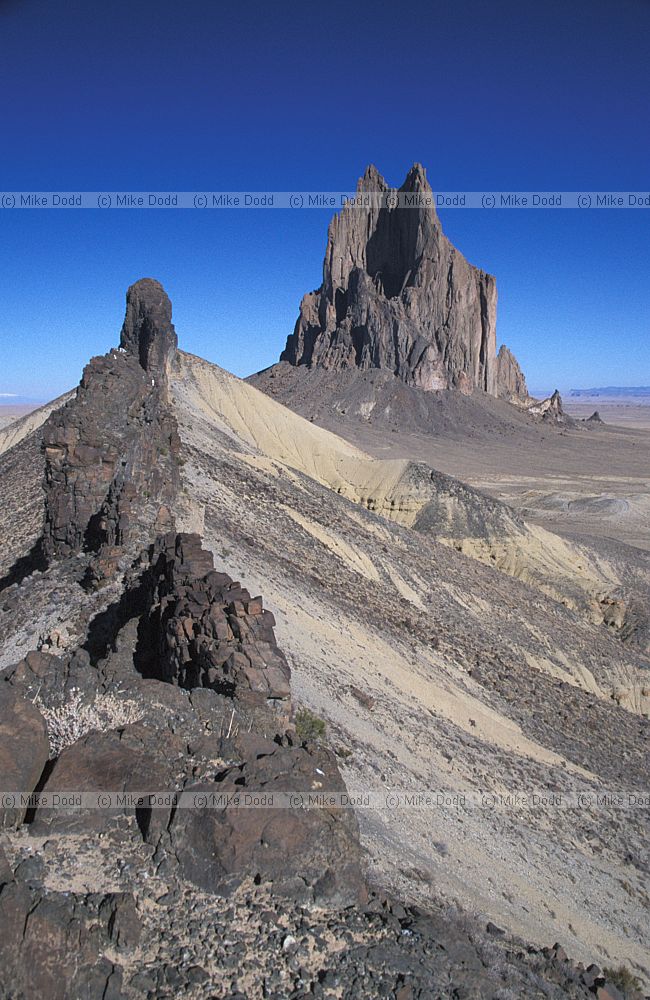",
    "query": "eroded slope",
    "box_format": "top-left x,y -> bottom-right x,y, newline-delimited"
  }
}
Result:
169,351 -> 650,982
